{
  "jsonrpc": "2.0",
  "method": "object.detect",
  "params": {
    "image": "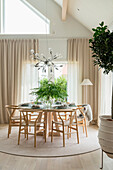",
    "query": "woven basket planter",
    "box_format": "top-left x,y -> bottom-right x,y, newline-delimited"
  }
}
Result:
98,115 -> 113,158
